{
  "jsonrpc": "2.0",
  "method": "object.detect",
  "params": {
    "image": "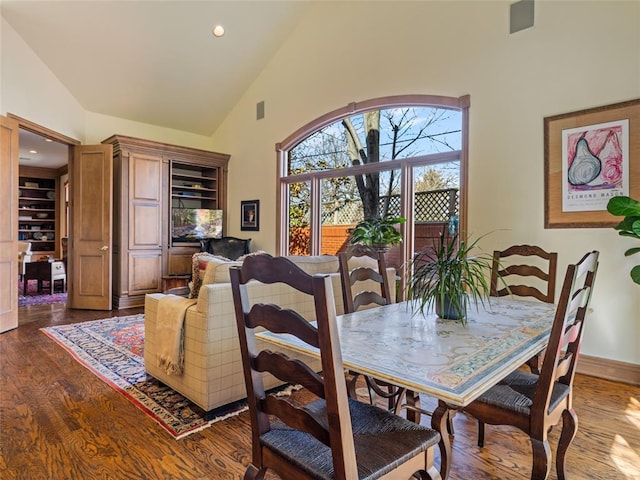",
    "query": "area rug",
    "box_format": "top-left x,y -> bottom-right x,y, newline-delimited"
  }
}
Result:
18,279 -> 67,307
41,314 -> 248,439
